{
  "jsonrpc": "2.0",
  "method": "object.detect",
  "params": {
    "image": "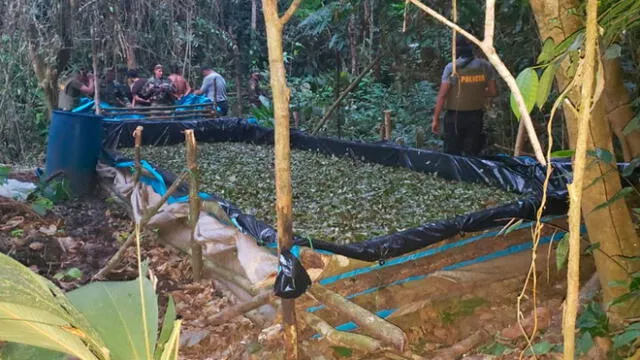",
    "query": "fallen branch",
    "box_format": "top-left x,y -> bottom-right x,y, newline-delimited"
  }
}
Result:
300,311 -> 383,353
312,54 -> 383,135
307,284 -> 407,351
206,291 -> 274,327
429,330 -> 490,360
